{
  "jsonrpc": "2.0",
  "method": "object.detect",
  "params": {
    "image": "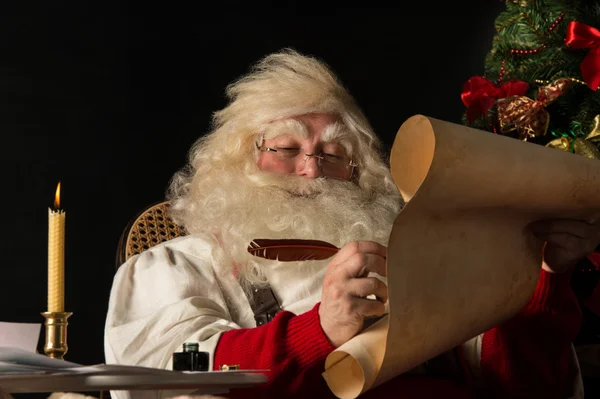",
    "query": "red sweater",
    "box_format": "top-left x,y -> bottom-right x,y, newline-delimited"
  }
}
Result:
214,266 -> 582,399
